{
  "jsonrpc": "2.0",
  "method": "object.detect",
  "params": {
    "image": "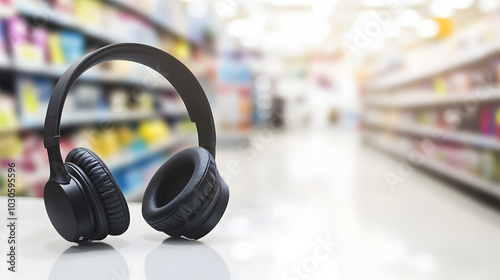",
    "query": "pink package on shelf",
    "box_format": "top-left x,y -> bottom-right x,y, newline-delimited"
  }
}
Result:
6,16 -> 30,63
31,27 -> 49,64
